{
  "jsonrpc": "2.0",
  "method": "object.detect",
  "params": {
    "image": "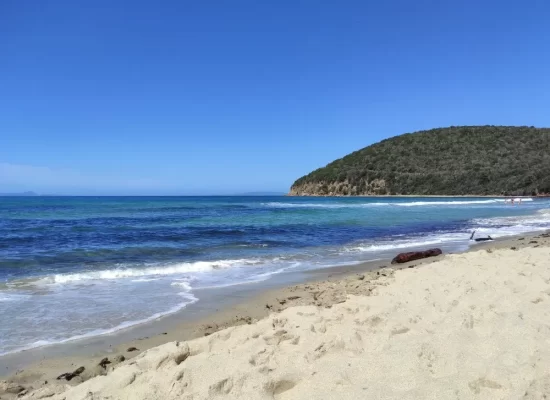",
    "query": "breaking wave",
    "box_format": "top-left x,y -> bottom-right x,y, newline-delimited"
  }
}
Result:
264,198 -> 533,209
41,259 -> 263,284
